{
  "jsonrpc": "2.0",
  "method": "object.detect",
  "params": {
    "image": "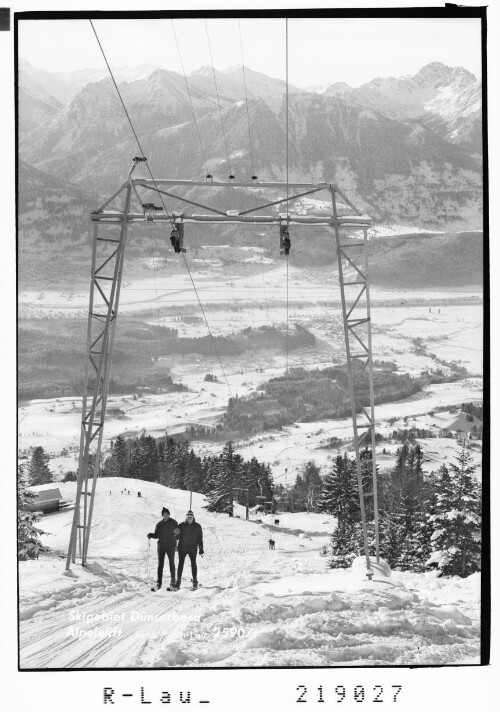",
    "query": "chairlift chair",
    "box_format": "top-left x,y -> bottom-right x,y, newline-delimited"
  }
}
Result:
170,212 -> 186,253
279,213 -> 291,255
